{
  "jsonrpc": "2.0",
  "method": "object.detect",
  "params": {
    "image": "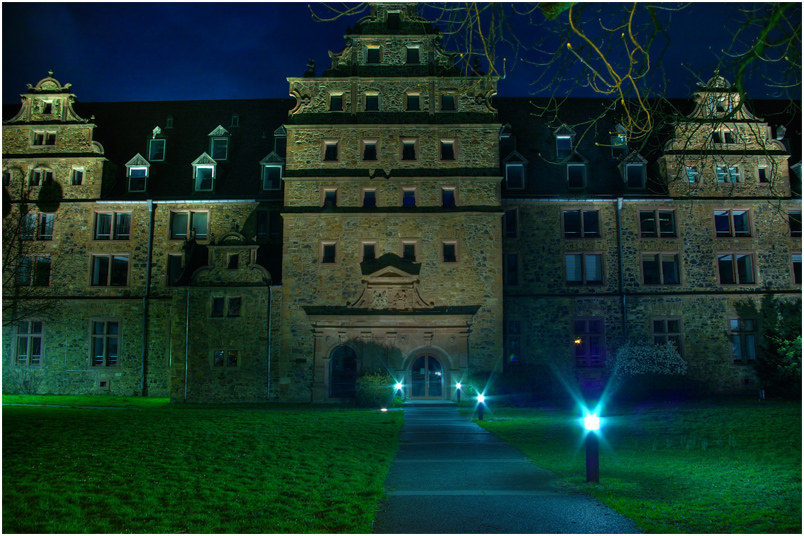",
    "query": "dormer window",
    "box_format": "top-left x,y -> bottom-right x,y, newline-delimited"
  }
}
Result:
165,115 -> 174,128
387,11 -> 401,29
567,163 -> 586,189
366,46 -> 381,64
505,163 -> 525,189
128,167 -> 148,192
406,46 -> 420,64
208,126 -> 230,161
192,153 -> 217,192
273,125 -> 287,157
125,154 -> 150,193
610,126 -> 627,158
230,114 -> 240,128
262,165 -> 282,190
556,135 -> 572,159
148,138 -> 166,161
625,163 -> 645,189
